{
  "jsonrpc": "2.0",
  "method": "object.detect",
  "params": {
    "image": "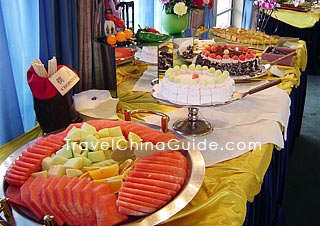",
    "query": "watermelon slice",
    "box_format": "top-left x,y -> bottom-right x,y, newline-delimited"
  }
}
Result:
34,139 -> 62,151
44,134 -> 65,146
95,194 -> 128,226
5,172 -> 29,181
152,133 -> 178,143
72,178 -> 90,224
92,184 -> 111,205
129,171 -> 185,185
10,164 -> 35,174
81,181 -> 97,225
117,200 -> 157,214
54,176 -> 80,226
64,177 -> 80,220
40,178 -> 66,226
46,177 -> 68,226
5,185 -> 25,207
118,205 -> 147,216
21,150 -> 46,160
30,176 -> 47,219
4,176 -> 24,186
14,160 -> 40,171
18,156 -> 42,165
7,168 -> 29,177
27,146 -> 53,156
122,182 -> 176,196
118,192 -> 167,210
20,177 -> 43,220
120,187 -> 171,202
140,156 -> 187,168
125,177 -> 181,192
133,162 -> 186,179
153,150 -> 186,160
117,195 -> 161,209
